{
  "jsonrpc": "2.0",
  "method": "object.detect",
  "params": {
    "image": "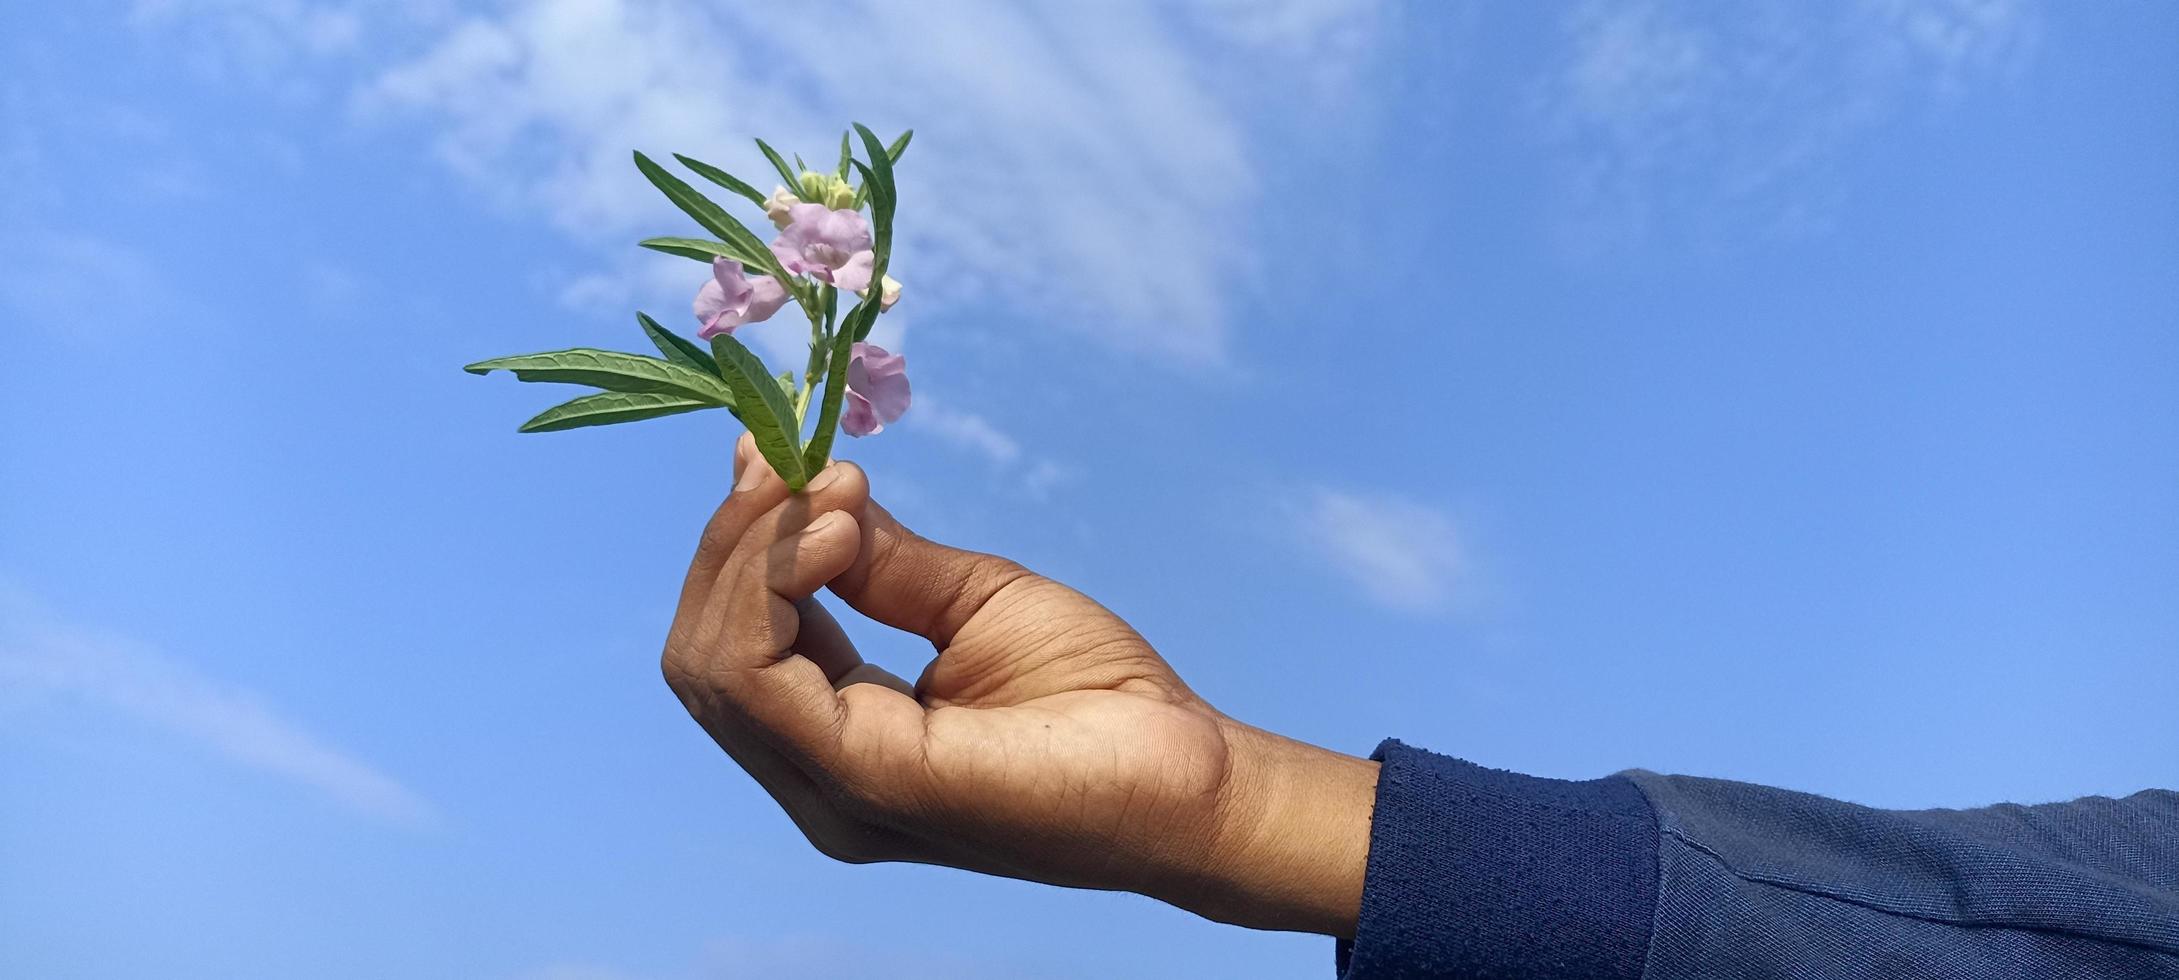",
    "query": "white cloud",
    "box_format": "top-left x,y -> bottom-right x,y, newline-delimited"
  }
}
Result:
909,397 -> 1021,467
0,587 -> 438,829
135,0 -> 1385,365
1294,487 -> 1467,613
903,393 -> 1075,499
1536,0 -> 2037,250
